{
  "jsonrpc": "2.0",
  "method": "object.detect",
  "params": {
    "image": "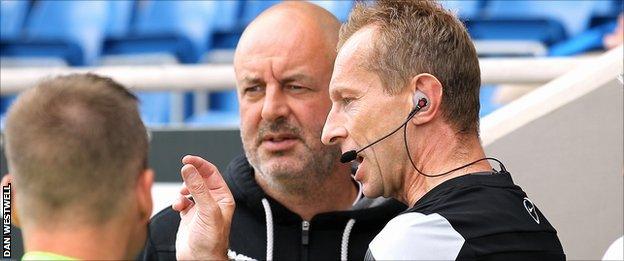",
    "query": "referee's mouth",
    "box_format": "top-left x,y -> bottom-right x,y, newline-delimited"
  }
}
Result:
354,154 -> 367,182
